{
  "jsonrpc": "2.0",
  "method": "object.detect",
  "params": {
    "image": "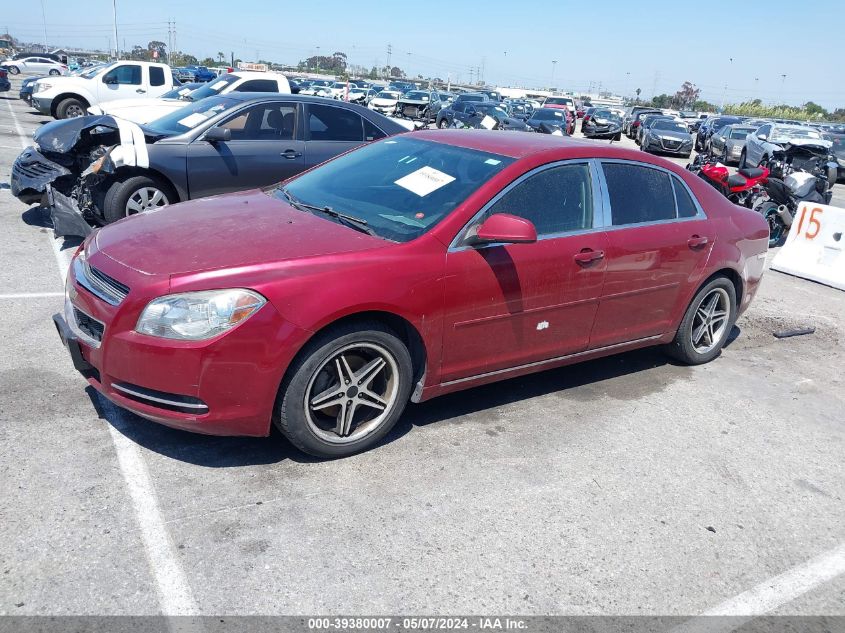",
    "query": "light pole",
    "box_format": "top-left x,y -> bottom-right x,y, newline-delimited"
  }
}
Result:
720,57 -> 733,112
112,0 -> 119,59
39,0 -> 49,51
551,60 -> 557,90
